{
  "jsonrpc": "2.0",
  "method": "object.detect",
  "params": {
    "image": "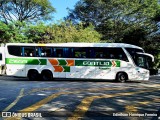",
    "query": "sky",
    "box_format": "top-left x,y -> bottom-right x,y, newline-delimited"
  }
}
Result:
50,0 -> 79,22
